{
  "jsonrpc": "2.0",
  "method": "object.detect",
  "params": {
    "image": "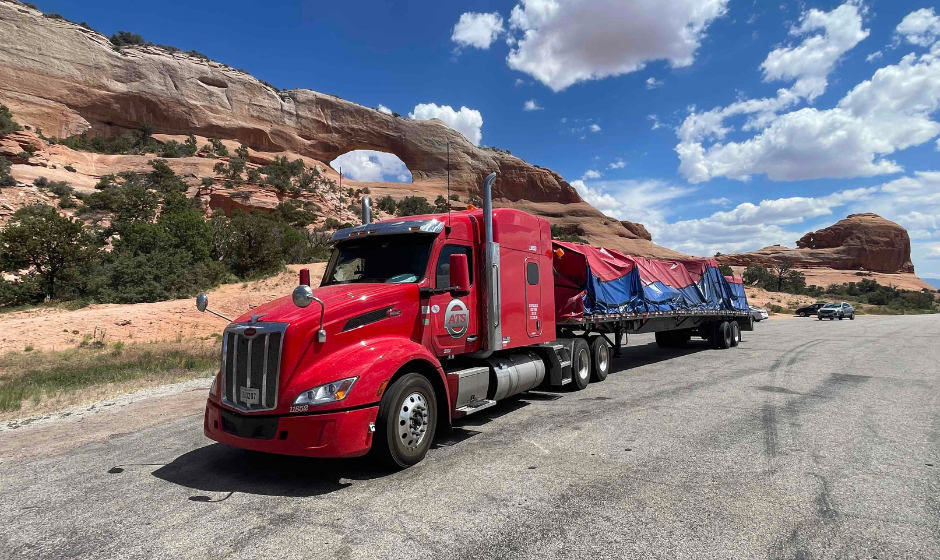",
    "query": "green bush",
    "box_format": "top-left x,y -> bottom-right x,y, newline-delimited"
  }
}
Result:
0,158 -> 15,187
375,195 -> 397,214
0,105 -> 21,136
396,196 -> 434,217
110,31 -> 146,47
